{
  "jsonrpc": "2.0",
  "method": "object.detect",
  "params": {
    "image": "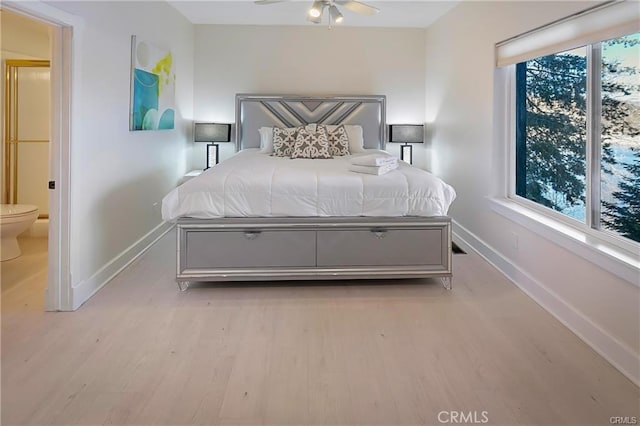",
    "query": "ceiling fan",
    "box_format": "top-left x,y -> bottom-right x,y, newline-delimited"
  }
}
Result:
255,0 -> 380,25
